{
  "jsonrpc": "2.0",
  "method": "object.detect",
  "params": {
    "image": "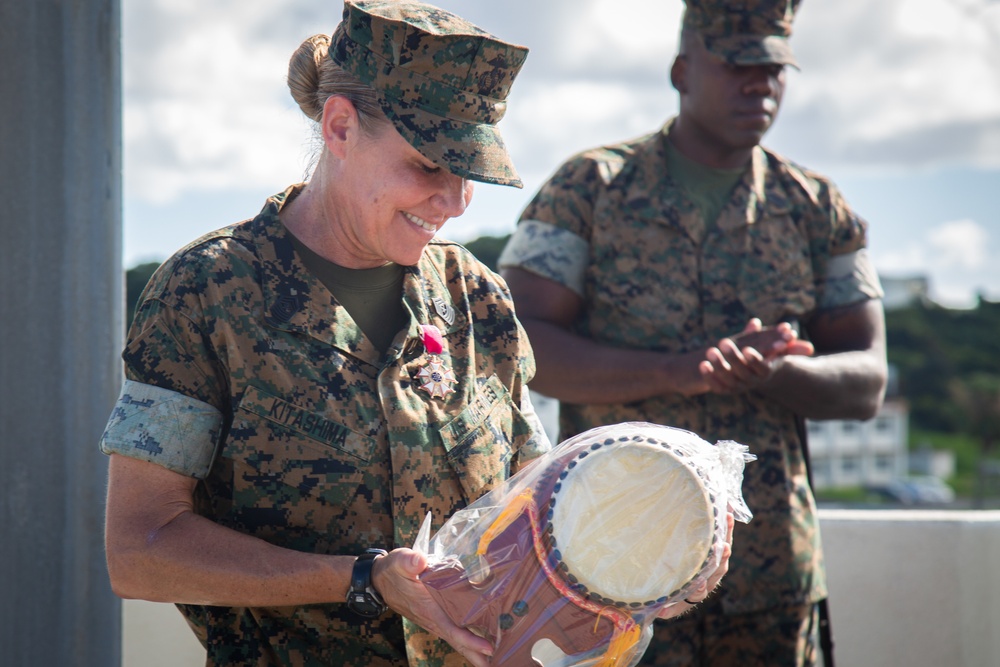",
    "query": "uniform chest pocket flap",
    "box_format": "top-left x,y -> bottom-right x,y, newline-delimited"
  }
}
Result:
228,385 -> 379,509
437,374 -> 529,503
